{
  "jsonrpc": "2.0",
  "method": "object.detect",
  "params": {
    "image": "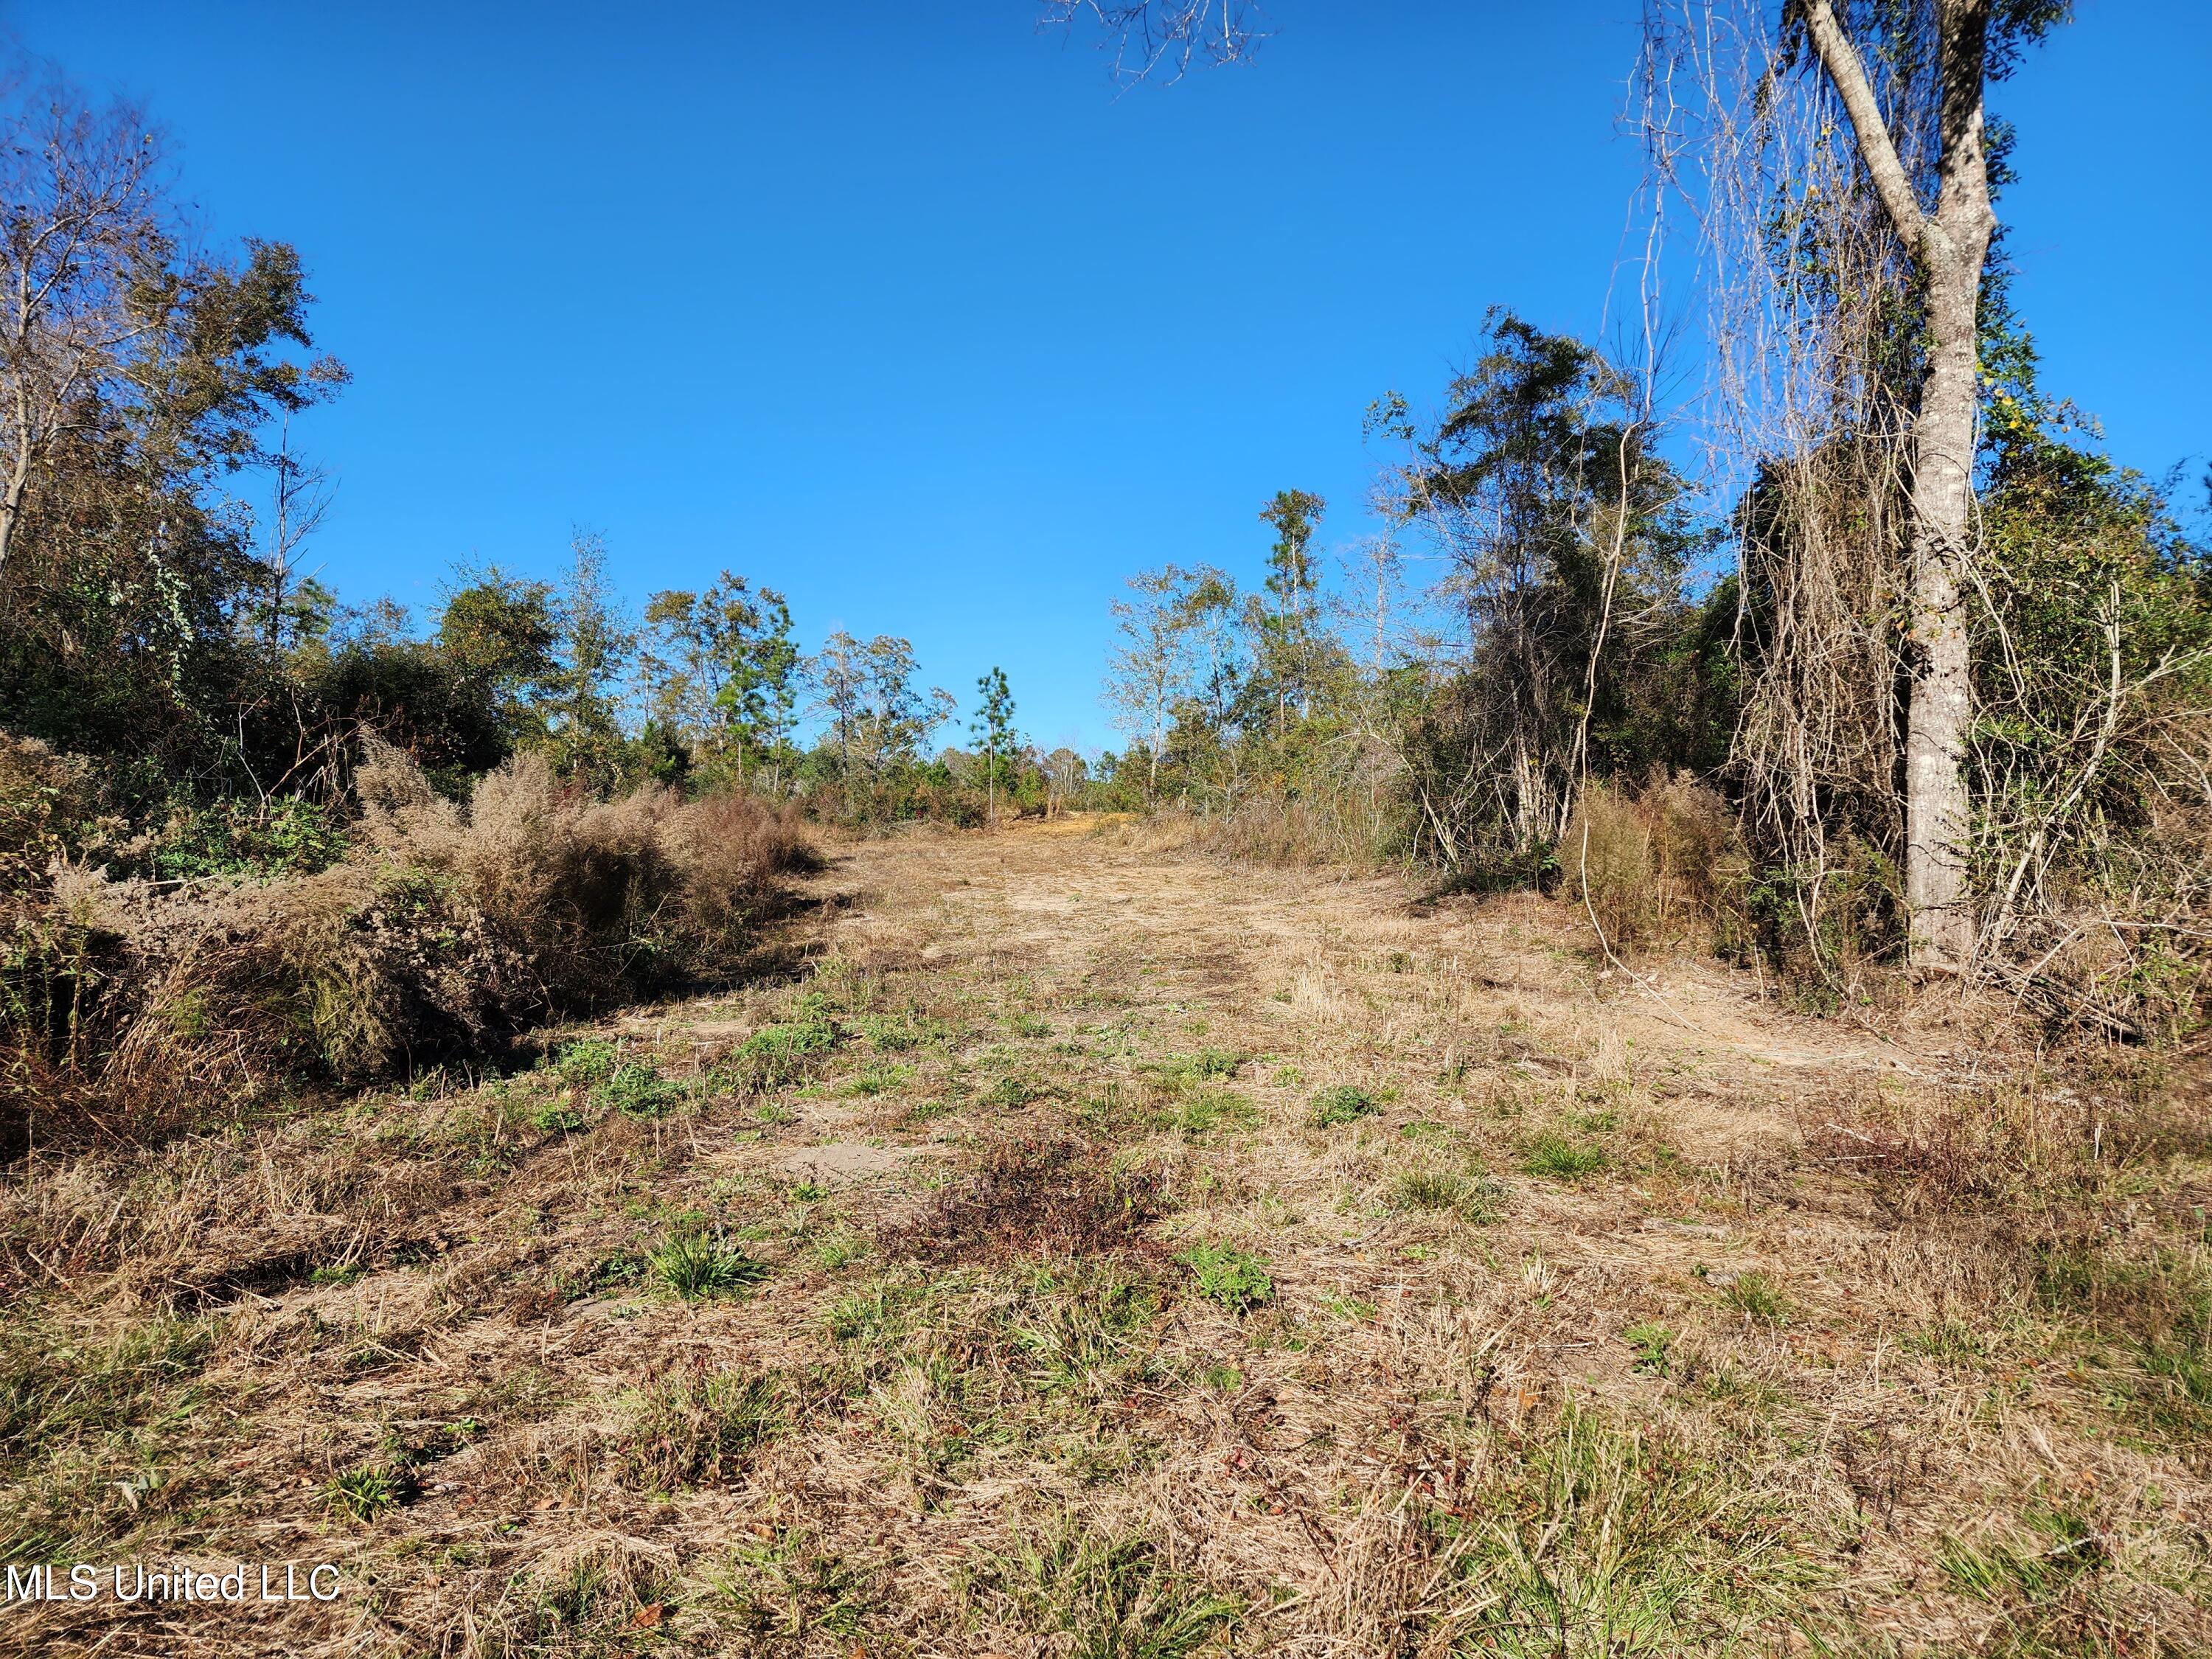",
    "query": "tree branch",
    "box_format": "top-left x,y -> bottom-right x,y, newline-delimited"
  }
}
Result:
1795,0 -> 1930,249
1040,1 -> 1265,86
